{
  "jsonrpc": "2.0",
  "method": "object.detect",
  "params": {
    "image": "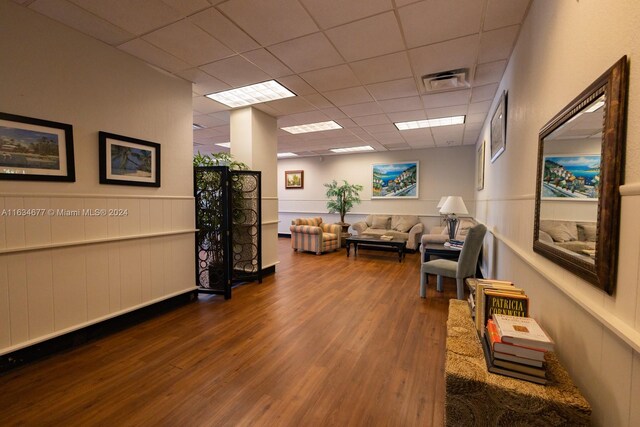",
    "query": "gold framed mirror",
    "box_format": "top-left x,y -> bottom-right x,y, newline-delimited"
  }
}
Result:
533,56 -> 628,295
